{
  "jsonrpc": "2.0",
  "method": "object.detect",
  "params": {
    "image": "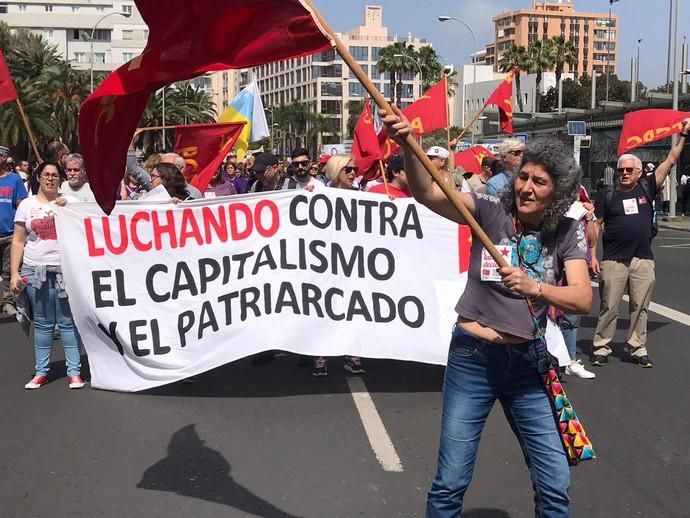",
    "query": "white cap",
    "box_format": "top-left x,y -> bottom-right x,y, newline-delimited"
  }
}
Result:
426,145 -> 449,159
